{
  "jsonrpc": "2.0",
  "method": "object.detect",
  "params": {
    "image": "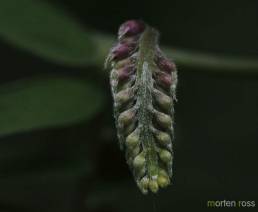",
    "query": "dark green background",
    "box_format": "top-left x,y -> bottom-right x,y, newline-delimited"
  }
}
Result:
0,0 -> 257,211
